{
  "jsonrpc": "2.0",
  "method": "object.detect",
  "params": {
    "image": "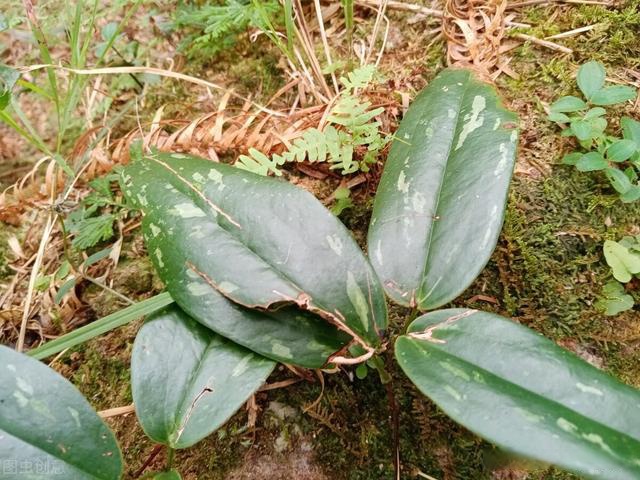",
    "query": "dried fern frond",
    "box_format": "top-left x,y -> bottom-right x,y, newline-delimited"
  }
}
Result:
443,0 -> 517,81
